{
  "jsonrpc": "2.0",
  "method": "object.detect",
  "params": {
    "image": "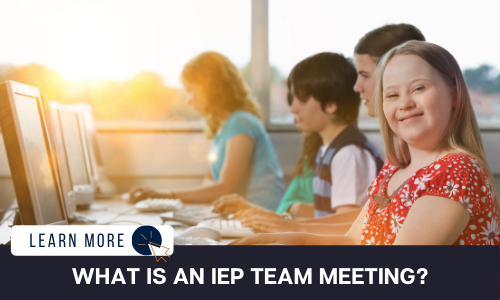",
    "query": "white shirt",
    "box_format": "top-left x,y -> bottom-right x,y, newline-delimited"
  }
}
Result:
320,144 -> 378,211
